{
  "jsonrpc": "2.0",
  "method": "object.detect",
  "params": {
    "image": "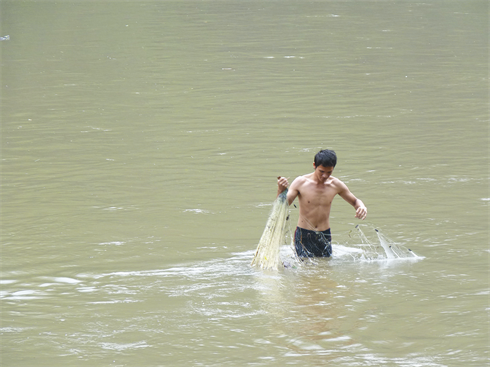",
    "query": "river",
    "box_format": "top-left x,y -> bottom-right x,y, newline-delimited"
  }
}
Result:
1,1 -> 488,366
